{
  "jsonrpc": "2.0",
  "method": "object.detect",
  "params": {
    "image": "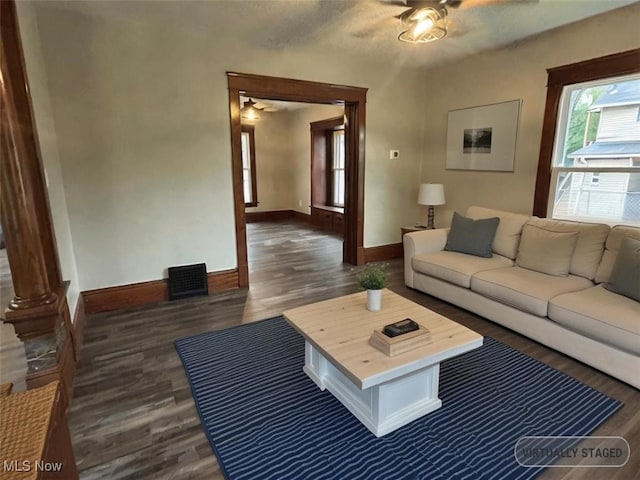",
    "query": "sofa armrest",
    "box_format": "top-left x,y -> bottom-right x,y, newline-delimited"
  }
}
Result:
404,228 -> 449,287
